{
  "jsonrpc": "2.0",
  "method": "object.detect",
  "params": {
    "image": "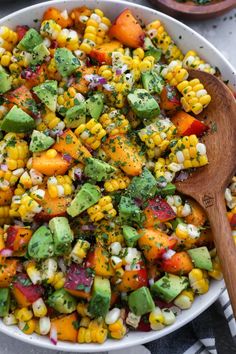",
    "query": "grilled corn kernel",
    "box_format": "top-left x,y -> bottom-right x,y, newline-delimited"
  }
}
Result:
149,307 -> 165,330
75,118 -> 106,150
177,78 -> 211,114
15,308 -> 33,322
104,174 -> 130,192
183,50 -> 216,75
146,20 -> 183,62
161,60 -> 189,86
87,196 -> 117,222
32,298 -> 47,318
189,268 -> 209,294
19,319 -> 37,335
70,239 -> 90,264
109,318 -> 126,339
208,256 -> 223,280
99,110 -> 130,136
174,289 -> 194,309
